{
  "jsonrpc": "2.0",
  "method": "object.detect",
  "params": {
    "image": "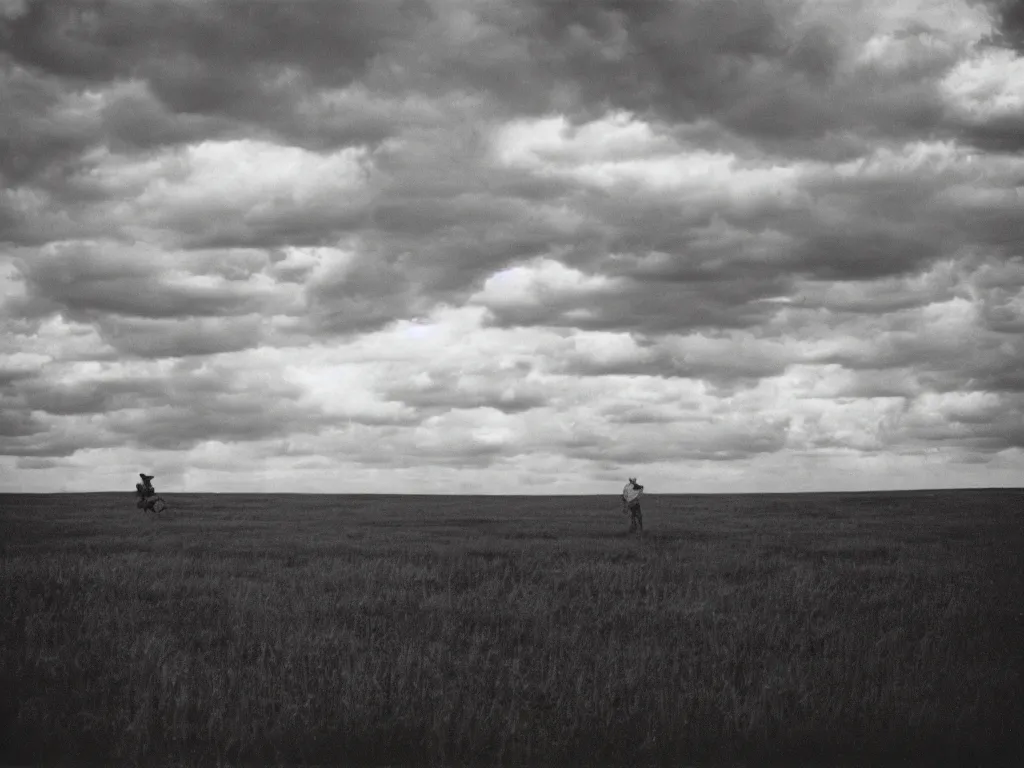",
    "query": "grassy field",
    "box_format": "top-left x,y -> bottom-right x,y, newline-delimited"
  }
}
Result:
1,490 -> 1022,767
